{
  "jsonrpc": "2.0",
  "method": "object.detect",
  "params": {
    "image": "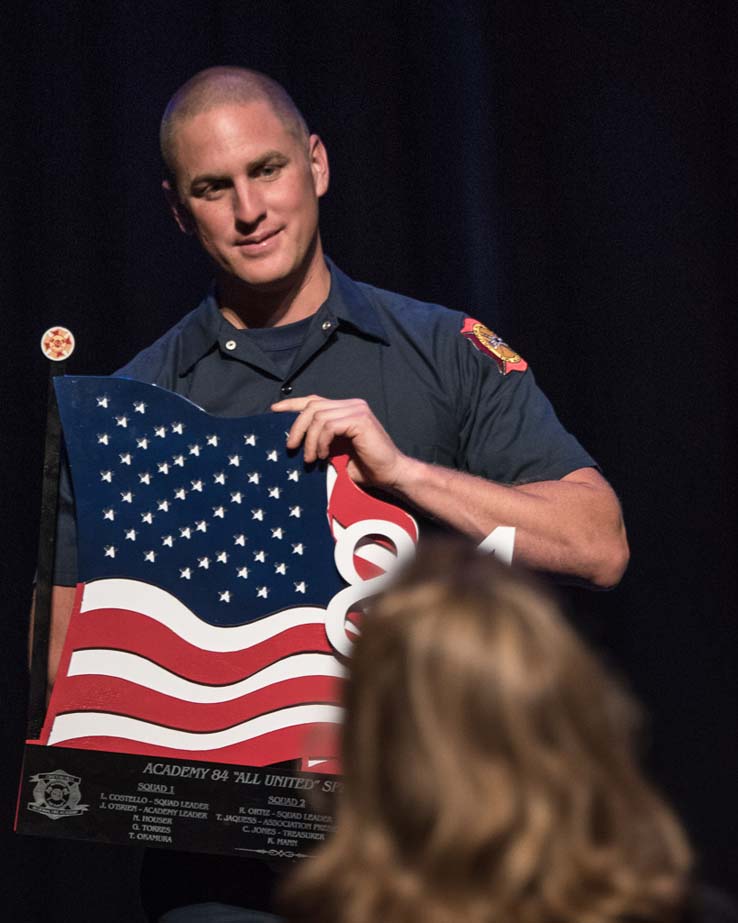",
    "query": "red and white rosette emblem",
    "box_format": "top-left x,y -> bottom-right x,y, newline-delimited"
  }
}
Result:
40,327 -> 75,362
